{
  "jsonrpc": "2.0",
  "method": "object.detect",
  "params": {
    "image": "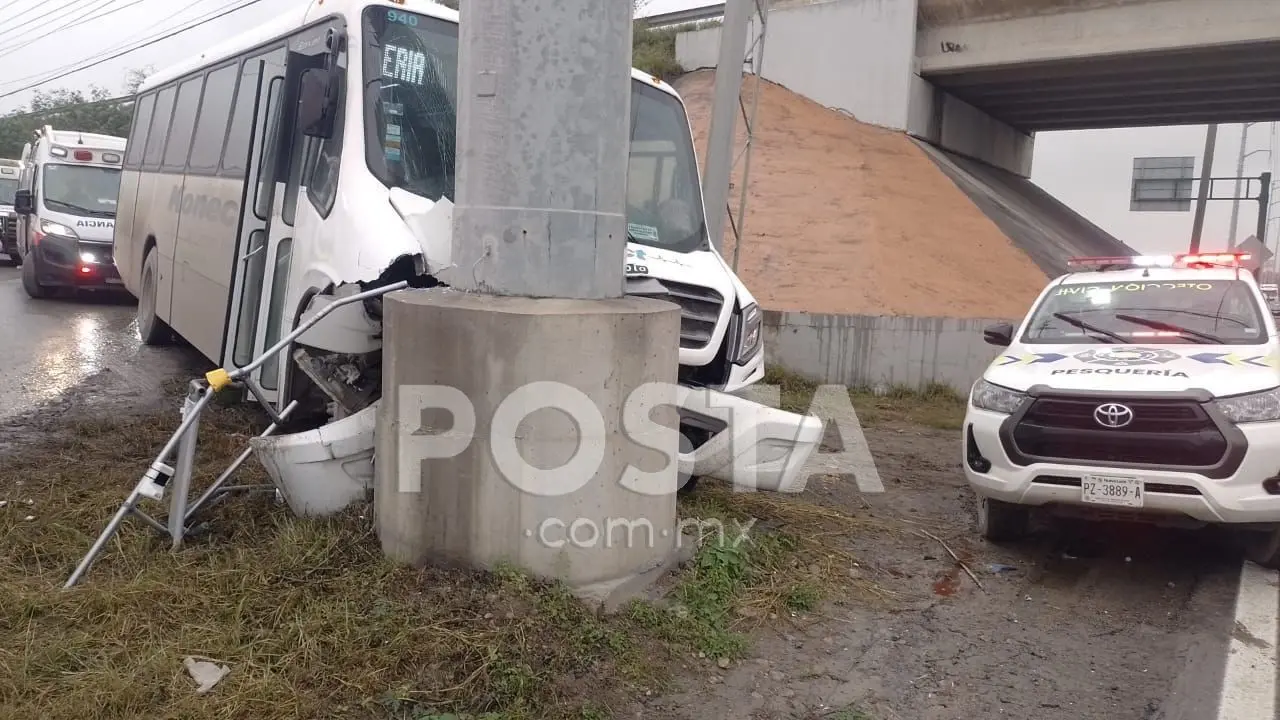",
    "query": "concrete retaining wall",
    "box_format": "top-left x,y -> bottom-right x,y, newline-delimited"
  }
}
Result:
763,310 -> 1013,394
675,0 -> 1035,176
675,0 -> 918,131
